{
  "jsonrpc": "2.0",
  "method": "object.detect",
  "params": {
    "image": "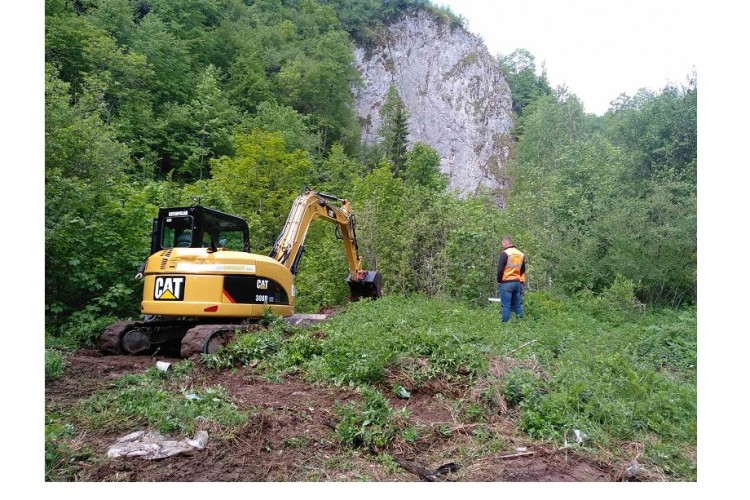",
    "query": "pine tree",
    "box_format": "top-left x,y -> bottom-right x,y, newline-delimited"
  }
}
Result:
378,84 -> 410,176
